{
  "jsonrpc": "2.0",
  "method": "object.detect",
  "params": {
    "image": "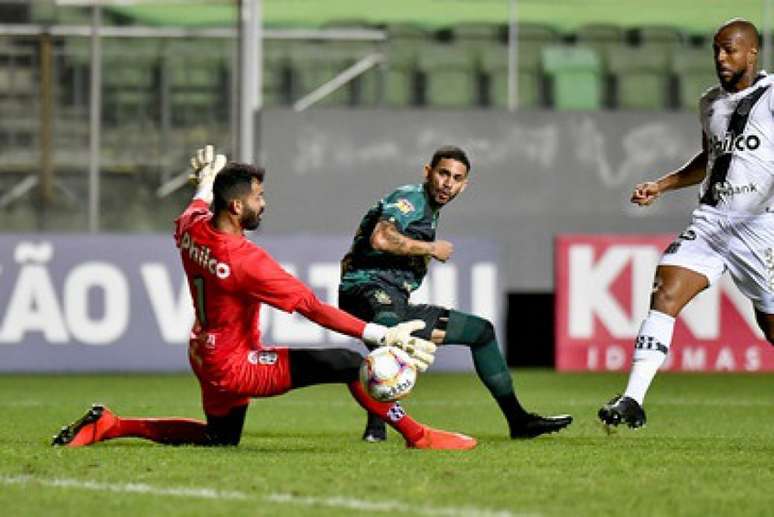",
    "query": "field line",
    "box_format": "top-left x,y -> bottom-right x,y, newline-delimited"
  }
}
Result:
266,492 -> 539,517
0,475 -> 249,500
0,475 -> 536,516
